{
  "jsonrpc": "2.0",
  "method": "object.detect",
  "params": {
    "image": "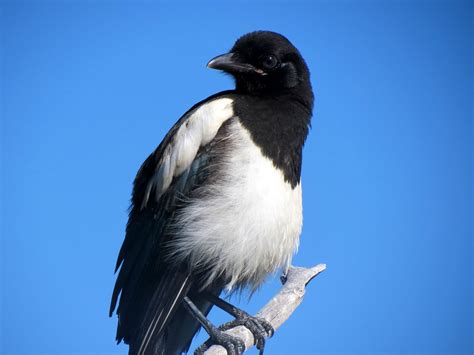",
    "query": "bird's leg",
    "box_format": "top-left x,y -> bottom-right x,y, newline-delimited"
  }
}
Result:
182,296 -> 245,355
204,293 -> 274,355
